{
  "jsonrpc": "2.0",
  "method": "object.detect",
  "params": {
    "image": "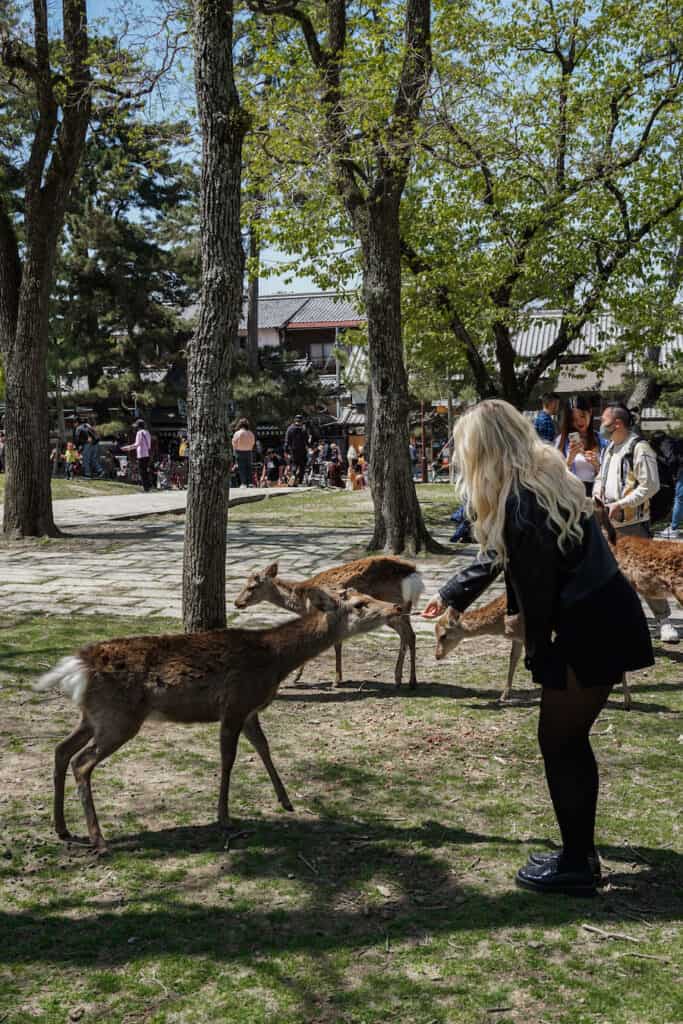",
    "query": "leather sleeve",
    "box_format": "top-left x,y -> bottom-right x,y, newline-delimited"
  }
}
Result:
506,511 -> 563,683
439,553 -> 502,612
